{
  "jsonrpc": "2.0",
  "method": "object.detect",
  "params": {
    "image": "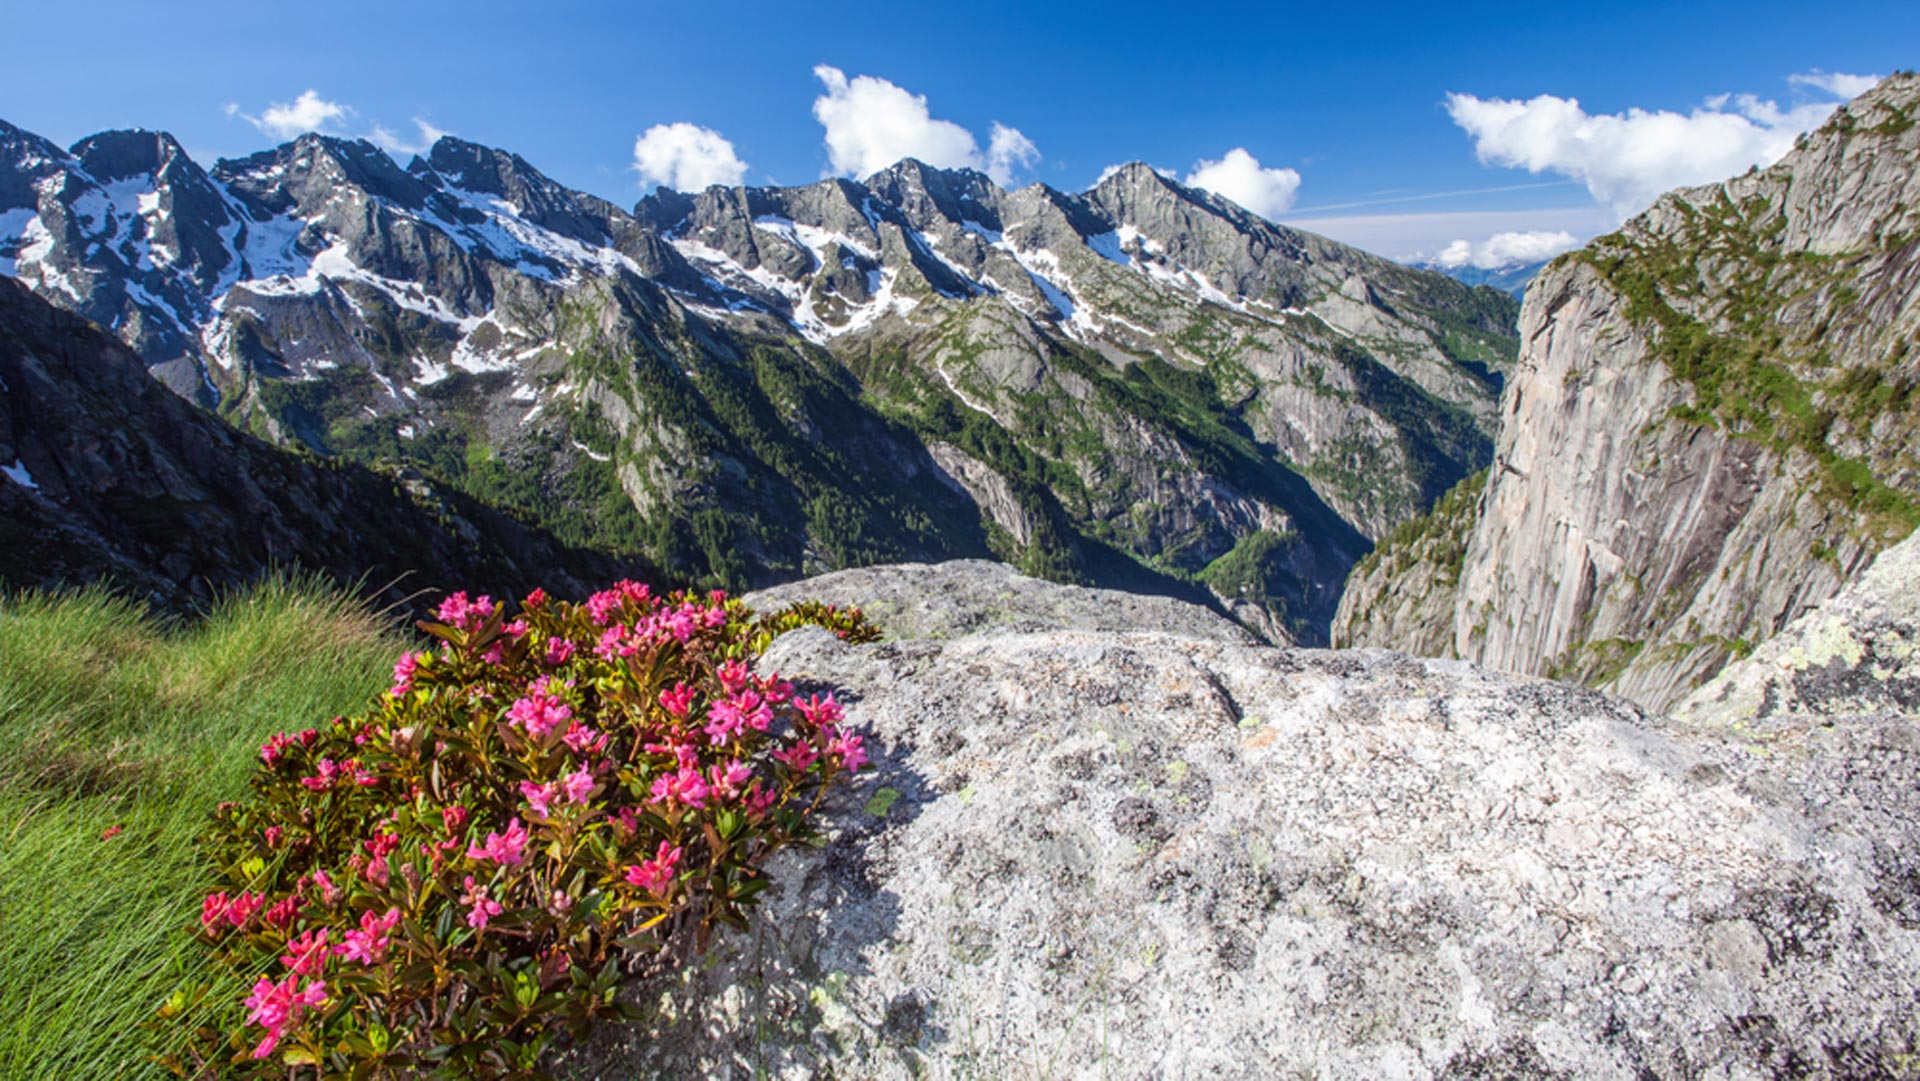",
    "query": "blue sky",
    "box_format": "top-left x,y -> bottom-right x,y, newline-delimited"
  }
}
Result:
3,0 -> 1912,261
